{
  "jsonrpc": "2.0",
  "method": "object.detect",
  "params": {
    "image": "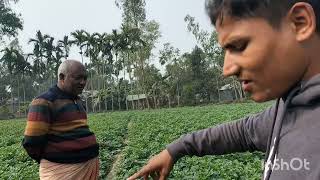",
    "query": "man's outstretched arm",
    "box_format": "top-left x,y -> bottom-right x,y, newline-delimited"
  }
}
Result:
128,104 -> 277,180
